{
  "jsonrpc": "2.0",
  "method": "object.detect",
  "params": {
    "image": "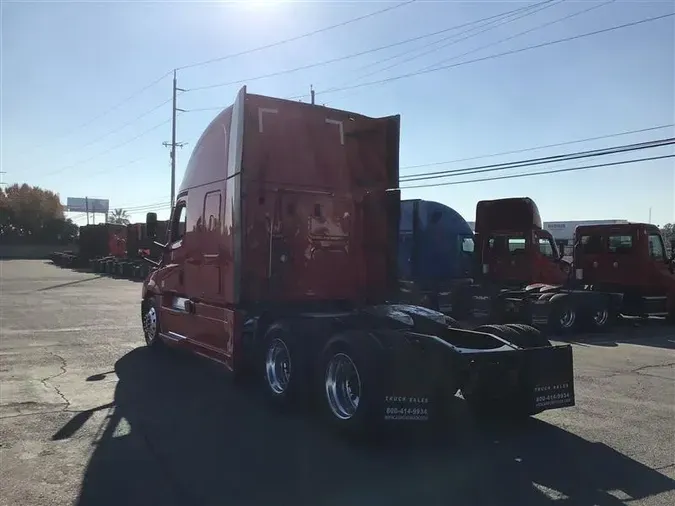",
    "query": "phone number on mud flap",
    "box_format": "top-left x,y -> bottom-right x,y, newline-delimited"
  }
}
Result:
384,407 -> 429,421
535,392 -> 572,408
